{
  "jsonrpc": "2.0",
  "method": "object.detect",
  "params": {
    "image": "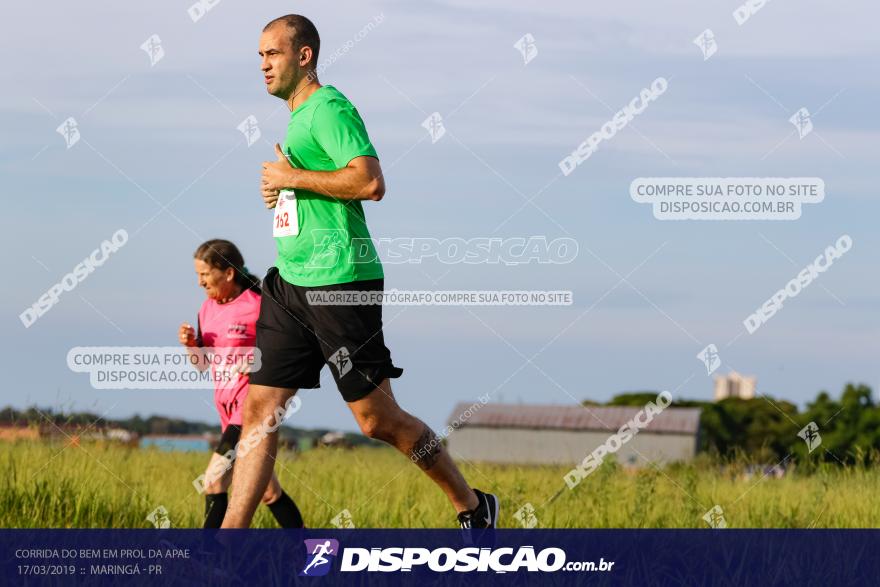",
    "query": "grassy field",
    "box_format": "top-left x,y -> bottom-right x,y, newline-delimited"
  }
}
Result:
2,440 -> 879,528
